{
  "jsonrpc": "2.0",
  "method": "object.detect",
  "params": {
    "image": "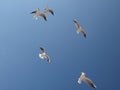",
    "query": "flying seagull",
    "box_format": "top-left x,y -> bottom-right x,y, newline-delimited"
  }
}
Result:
78,72 -> 96,89
44,6 -> 54,15
39,47 -> 50,63
30,8 -> 47,21
73,19 -> 86,38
